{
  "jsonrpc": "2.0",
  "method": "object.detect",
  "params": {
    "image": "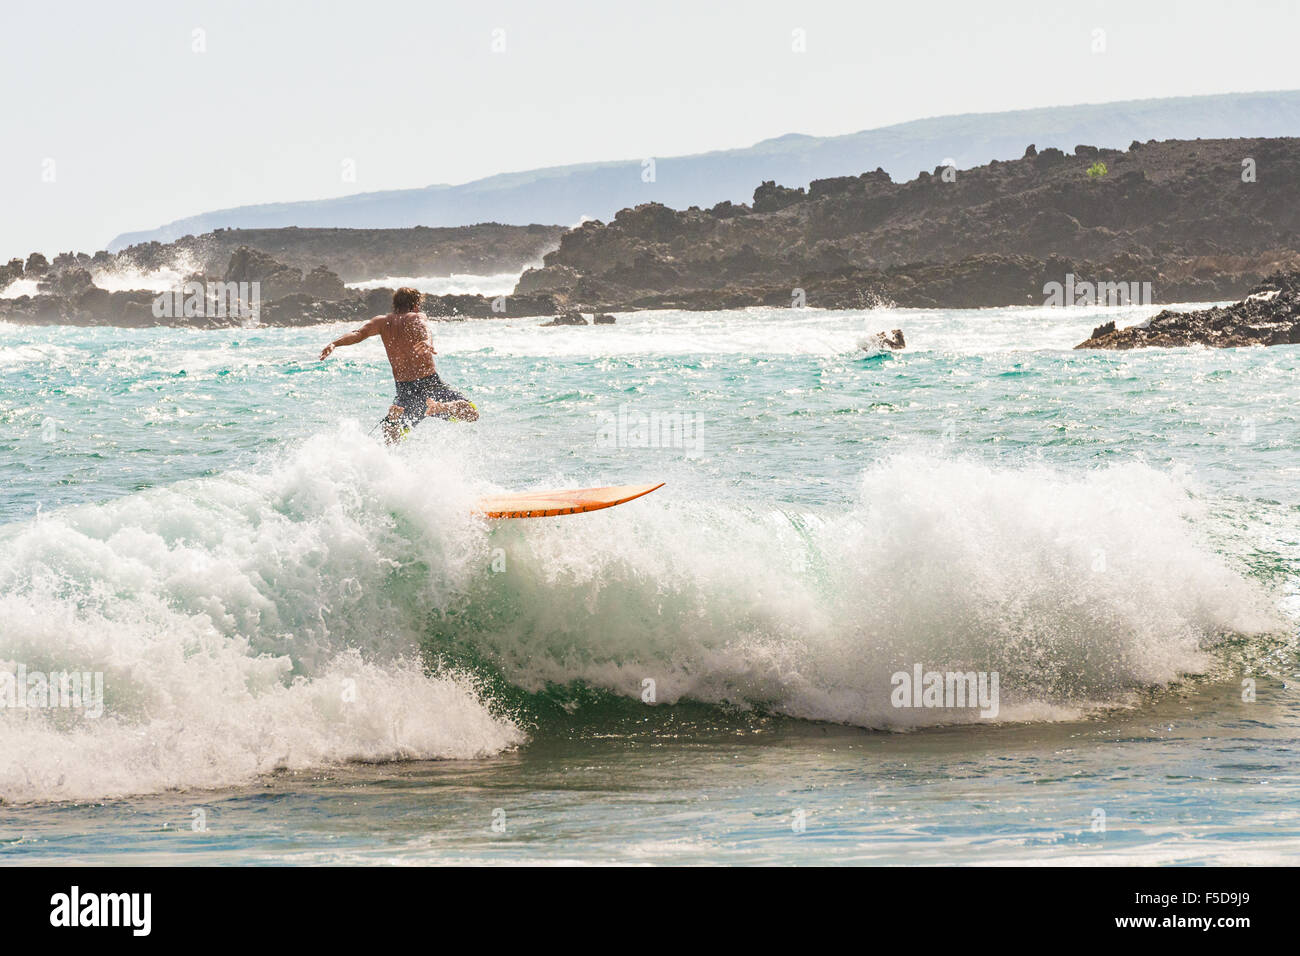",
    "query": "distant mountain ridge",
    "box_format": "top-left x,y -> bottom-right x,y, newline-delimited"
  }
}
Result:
109,90 -> 1300,250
